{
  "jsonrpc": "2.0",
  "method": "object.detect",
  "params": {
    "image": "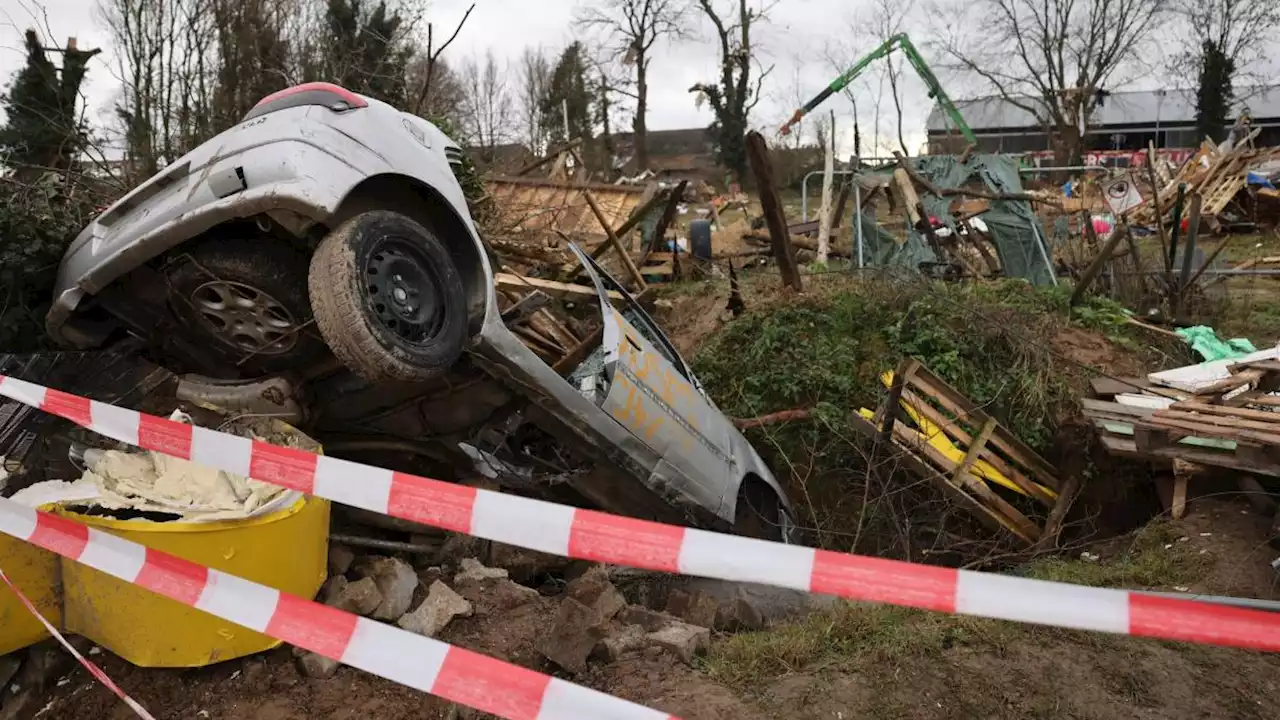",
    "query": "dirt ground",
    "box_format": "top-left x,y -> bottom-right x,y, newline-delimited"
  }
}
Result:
30,495 -> 1280,720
